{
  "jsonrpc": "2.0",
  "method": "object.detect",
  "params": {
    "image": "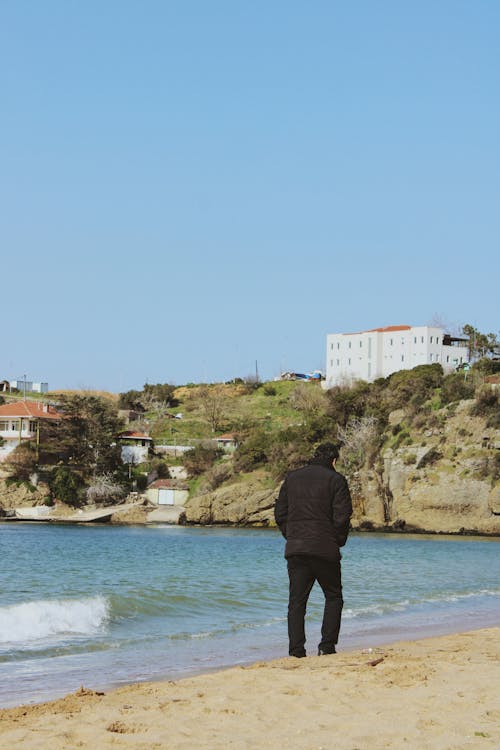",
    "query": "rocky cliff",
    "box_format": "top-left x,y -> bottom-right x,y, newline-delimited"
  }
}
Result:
185,401 -> 500,535
0,472 -> 51,513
